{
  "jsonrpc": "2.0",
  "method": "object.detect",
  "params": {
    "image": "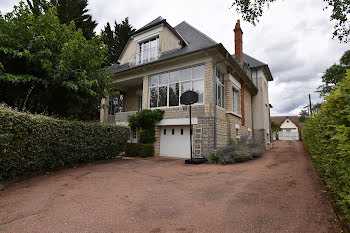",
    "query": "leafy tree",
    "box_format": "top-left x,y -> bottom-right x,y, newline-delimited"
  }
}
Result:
0,2 -> 110,120
26,0 -> 49,16
49,0 -> 97,40
26,0 -> 97,39
318,50 -> 350,96
231,0 -> 350,42
101,18 -> 135,65
298,109 -> 309,123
